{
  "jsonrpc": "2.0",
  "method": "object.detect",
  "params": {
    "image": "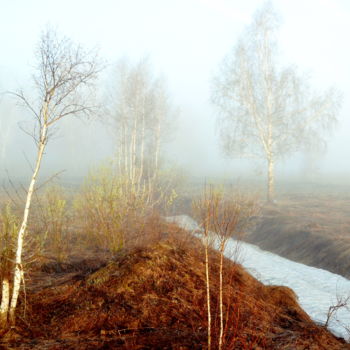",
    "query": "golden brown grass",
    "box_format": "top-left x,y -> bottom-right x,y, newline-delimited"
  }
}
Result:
2,219 -> 347,349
